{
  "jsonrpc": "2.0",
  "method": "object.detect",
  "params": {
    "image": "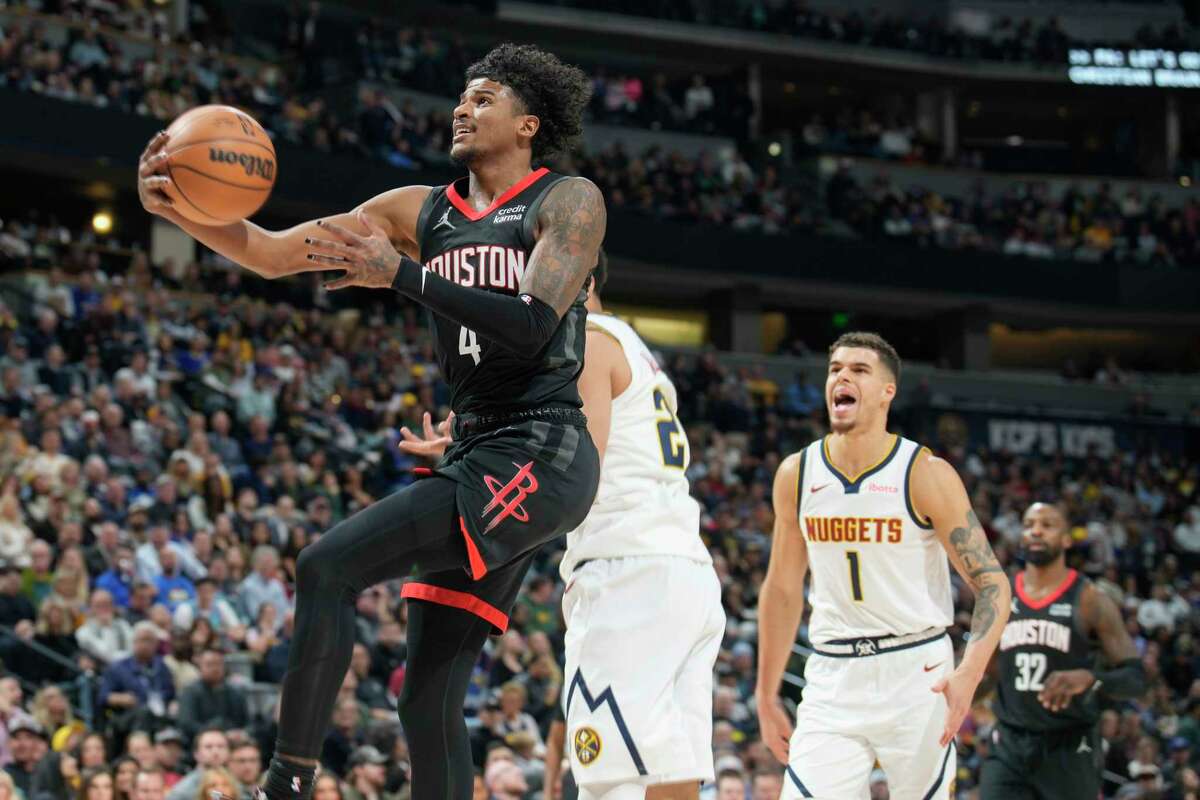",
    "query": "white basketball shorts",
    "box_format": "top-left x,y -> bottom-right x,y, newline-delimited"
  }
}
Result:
782,630 -> 957,800
562,555 -> 725,788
